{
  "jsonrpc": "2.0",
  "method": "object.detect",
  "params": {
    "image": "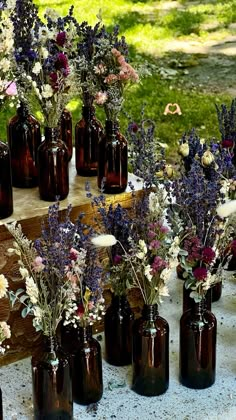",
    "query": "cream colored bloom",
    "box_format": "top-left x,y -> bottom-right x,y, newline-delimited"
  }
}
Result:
0,321 -> 11,341
178,143 -> 189,157
144,265 -> 152,281
148,192 -> 159,213
25,276 -> 38,304
201,150 -> 214,167
217,200 -> 236,218
159,284 -> 169,297
41,84 -> 53,99
91,234 -> 117,247
19,267 -> 29,279
0,274 -> 8,299
32,62 -> 42,75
